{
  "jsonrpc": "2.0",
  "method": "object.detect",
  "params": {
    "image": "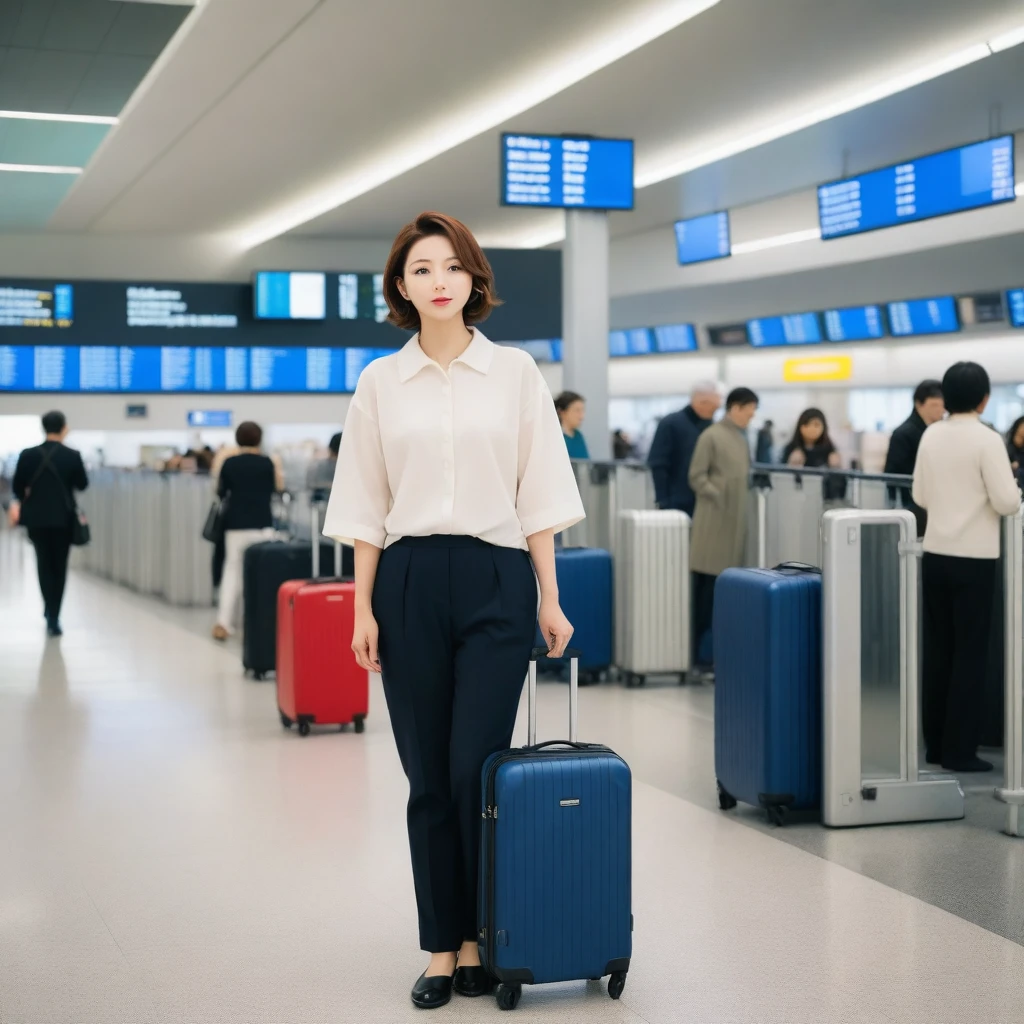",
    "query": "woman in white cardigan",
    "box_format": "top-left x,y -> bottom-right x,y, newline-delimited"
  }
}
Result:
913,361 -> 1020,774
